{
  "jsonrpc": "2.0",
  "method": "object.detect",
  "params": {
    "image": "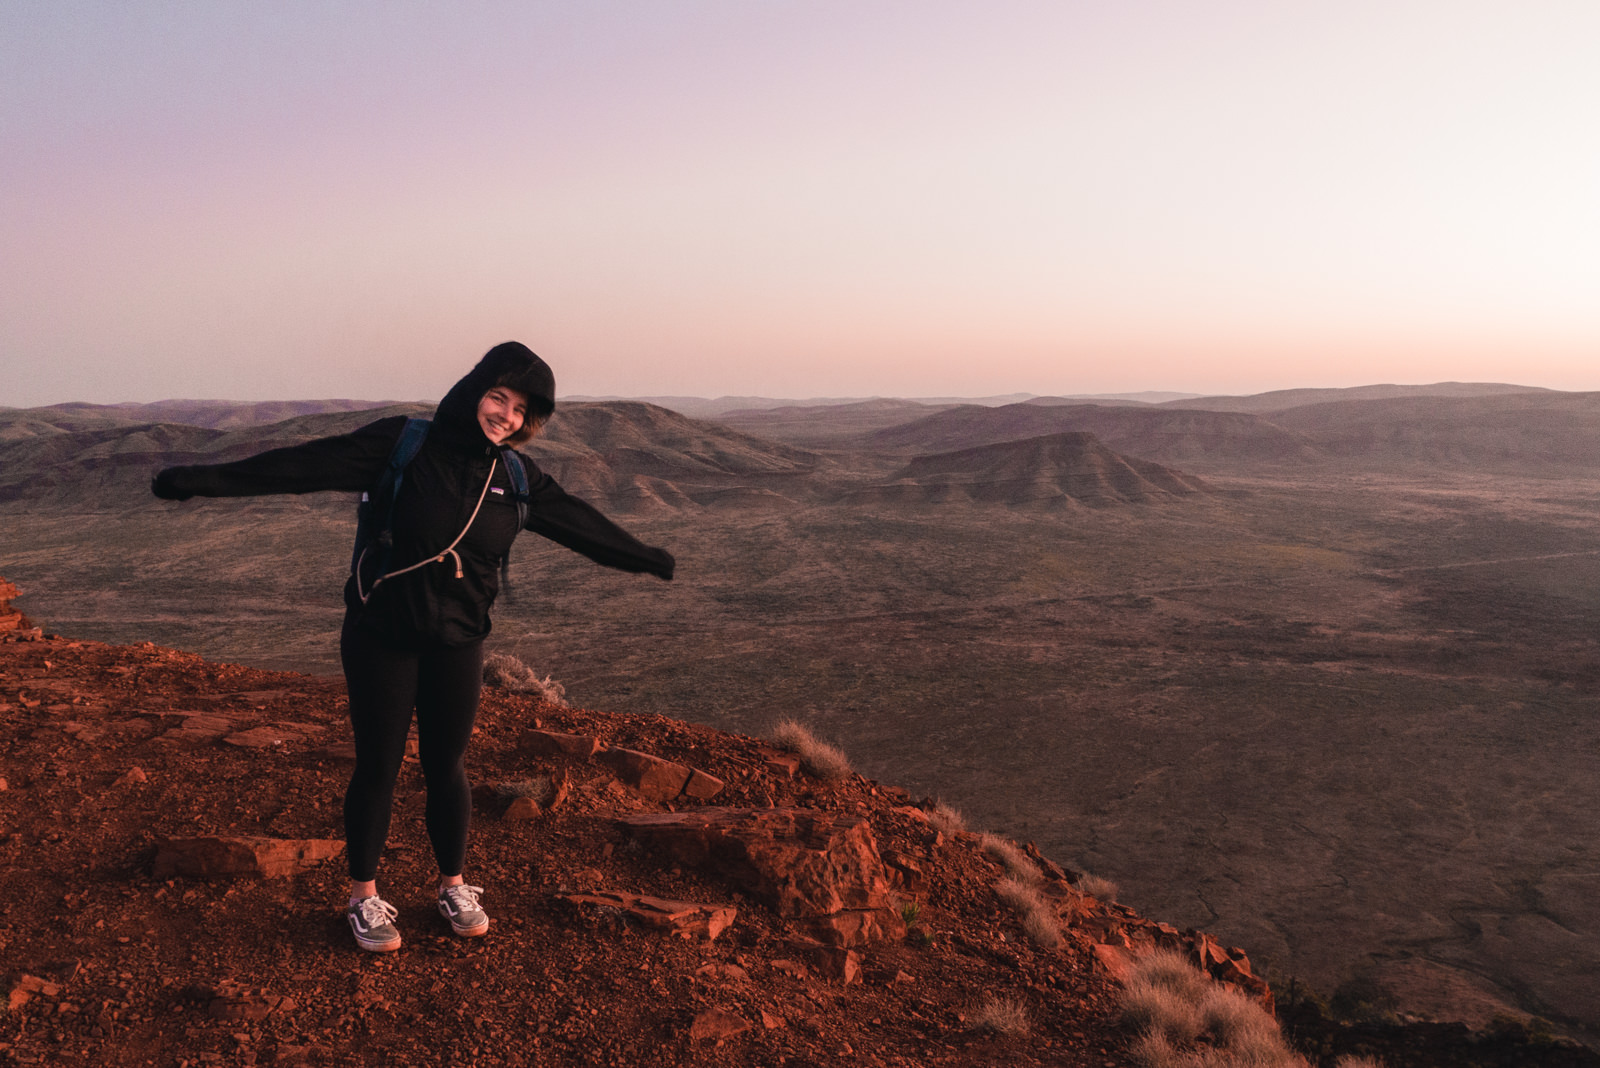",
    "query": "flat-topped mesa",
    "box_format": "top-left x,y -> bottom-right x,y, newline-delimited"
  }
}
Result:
0,577 -> 37,637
